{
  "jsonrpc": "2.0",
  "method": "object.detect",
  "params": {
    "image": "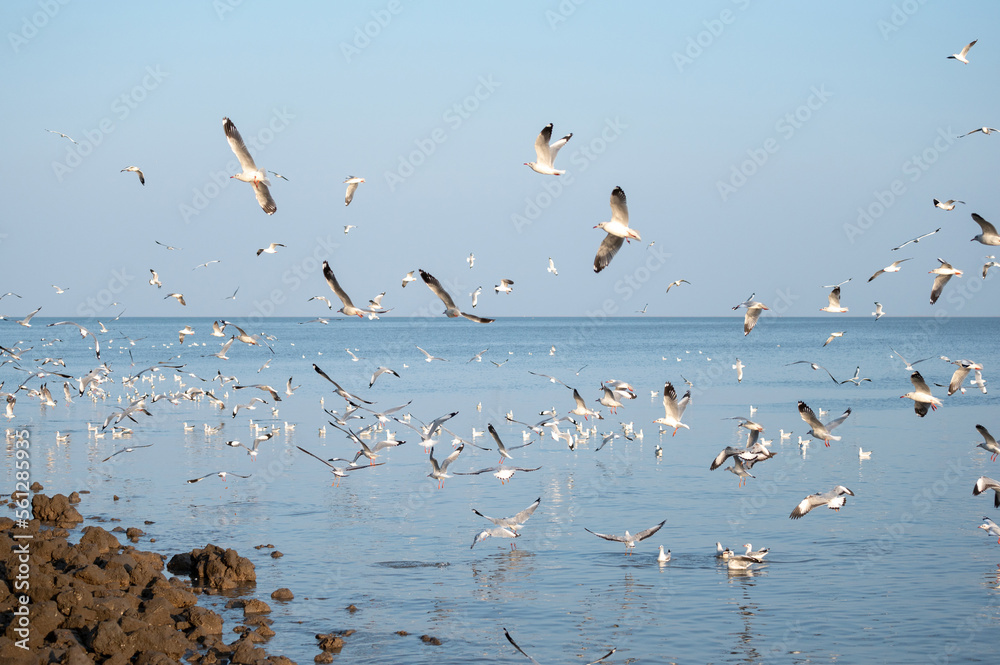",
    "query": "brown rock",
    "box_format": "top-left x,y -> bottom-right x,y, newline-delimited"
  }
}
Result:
90,596 -> 140,622
270,551 -> 283,558
316,633 -> 345,652
270,588 -> 293,601
395,630 -> 409,636
420,635 -> 442,645
166,552 -> 193,575
78,526 -> 121,554
125,527 -> 145,540
87,620 -> 134,658
30,481 -> 43,491
230,636 -> 268,664
31,494 -> 83,526
67,491 -> 81,504
313,653 -> 333,664
242,598 -> 271,615
184,606 -> 224,635
345,604 -> 358,613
